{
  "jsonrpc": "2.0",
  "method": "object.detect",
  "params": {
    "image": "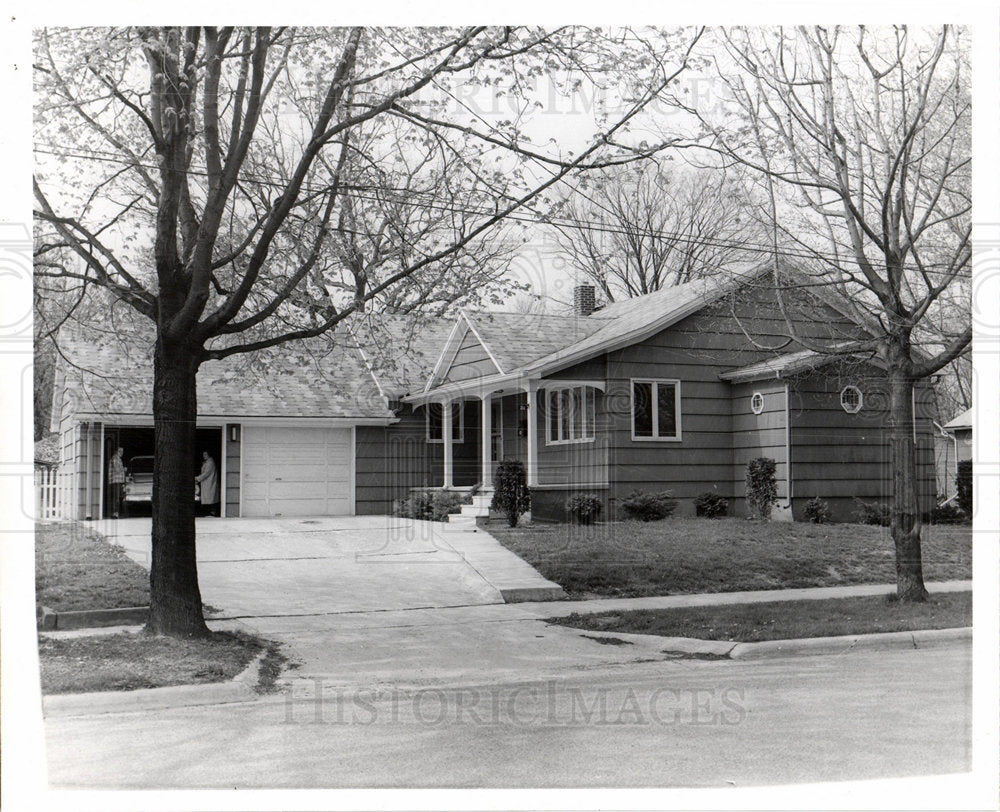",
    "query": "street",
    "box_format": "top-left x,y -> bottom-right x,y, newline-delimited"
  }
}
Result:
44,642 -> 970,788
